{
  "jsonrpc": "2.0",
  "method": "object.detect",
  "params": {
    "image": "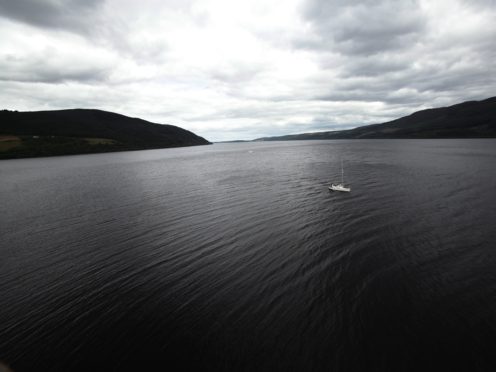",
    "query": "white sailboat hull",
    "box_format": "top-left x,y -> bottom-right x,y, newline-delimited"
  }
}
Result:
329,183 -> 351,192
